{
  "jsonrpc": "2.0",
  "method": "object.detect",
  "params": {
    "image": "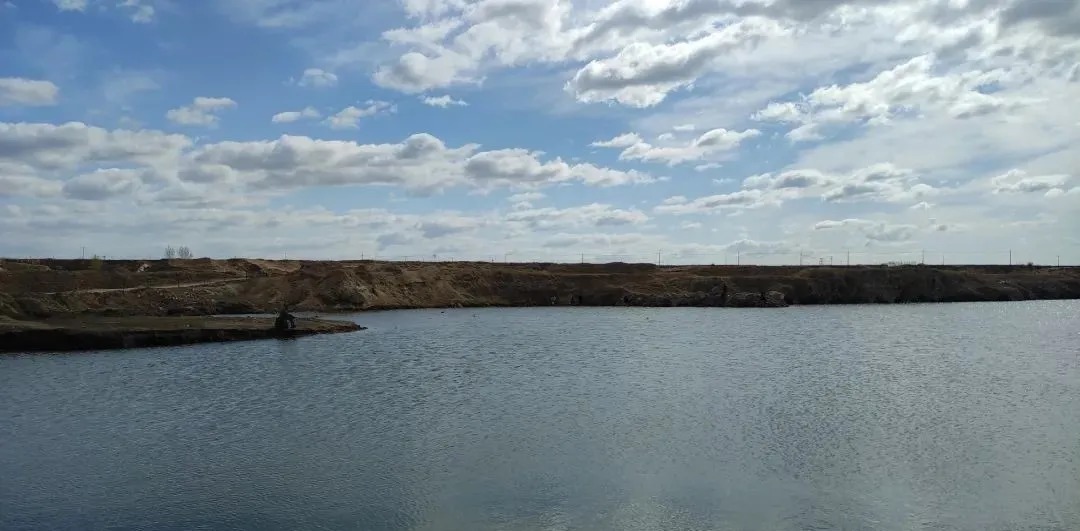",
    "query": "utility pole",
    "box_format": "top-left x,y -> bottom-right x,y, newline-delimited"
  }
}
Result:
847,250 -> 851,267
81,246 -> 85,260
581,253 -> 584,264
737,251 -> 741,266
1009,249 -> 1012,266
657,249 -> 661,267
1057,255 -> 1060,267
921,249 -> 925,265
